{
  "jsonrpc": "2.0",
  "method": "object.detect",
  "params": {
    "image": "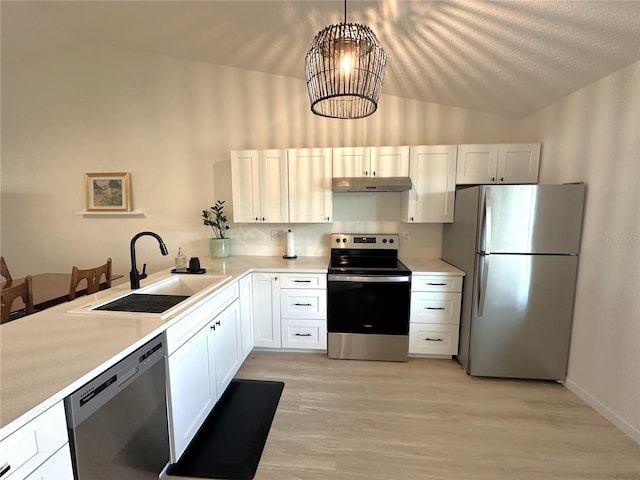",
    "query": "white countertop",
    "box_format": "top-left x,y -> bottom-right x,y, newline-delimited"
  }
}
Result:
0,255 -> 461,438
